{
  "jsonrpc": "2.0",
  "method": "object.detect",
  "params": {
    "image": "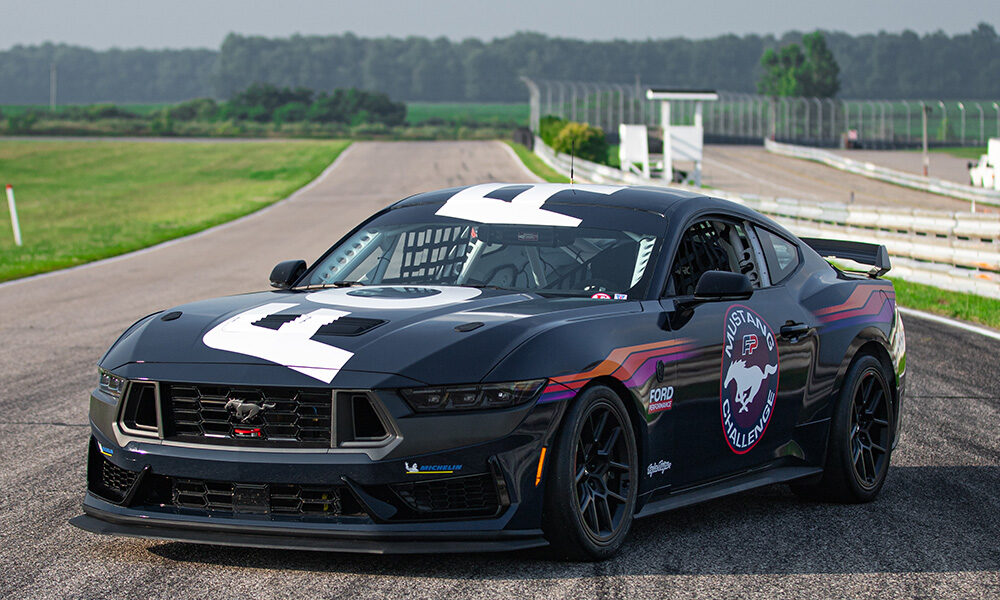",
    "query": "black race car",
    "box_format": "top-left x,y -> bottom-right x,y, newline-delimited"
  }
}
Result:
72,183 -> 906,560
